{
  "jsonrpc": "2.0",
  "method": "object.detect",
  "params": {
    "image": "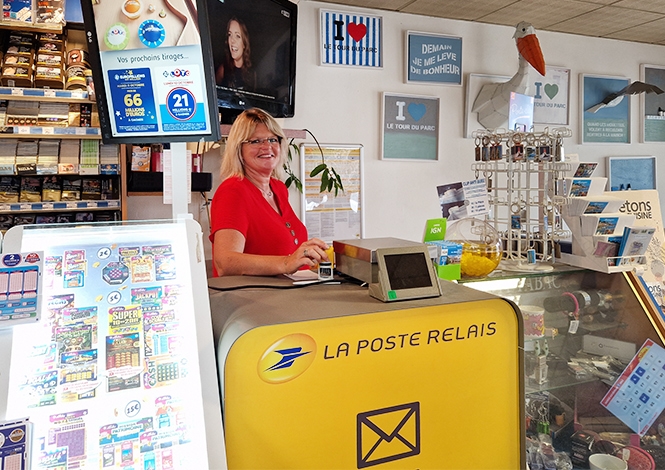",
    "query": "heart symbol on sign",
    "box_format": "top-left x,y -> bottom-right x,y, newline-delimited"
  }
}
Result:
347,23 -> 367,42
544,83 -> 559,100
408,103 -> 427,121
